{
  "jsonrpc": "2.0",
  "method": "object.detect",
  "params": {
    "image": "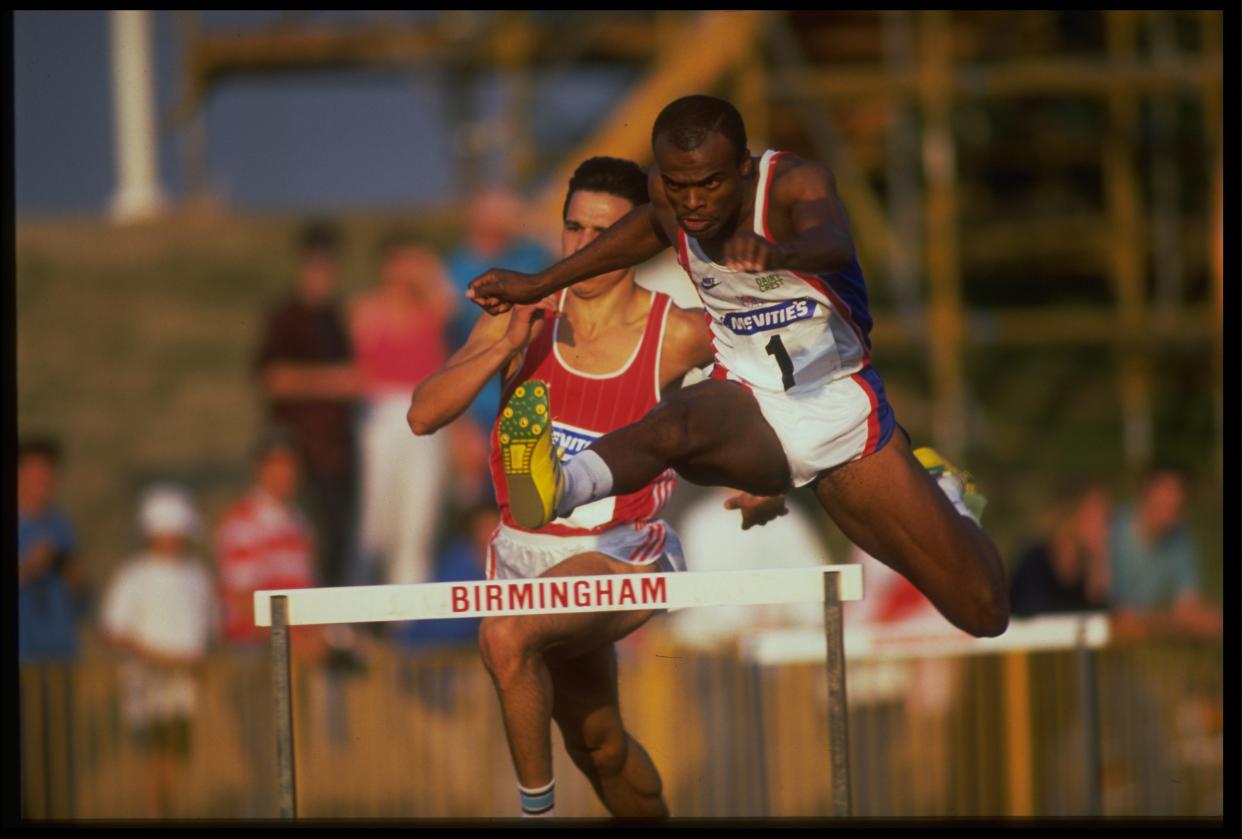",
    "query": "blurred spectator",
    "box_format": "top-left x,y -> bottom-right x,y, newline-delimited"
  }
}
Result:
443,187 -> 553,427
666,488 -> 827,651
255,220 -> 360,588
18,436 -> 86,663
392,500 -> 496,650
215,428 -> 326,657
100,484 -> 217,818
350,234 -> 454,587
1095,465 -> 1219,815
1108,465 -> 1221,640
1009,482 -> 1111,617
